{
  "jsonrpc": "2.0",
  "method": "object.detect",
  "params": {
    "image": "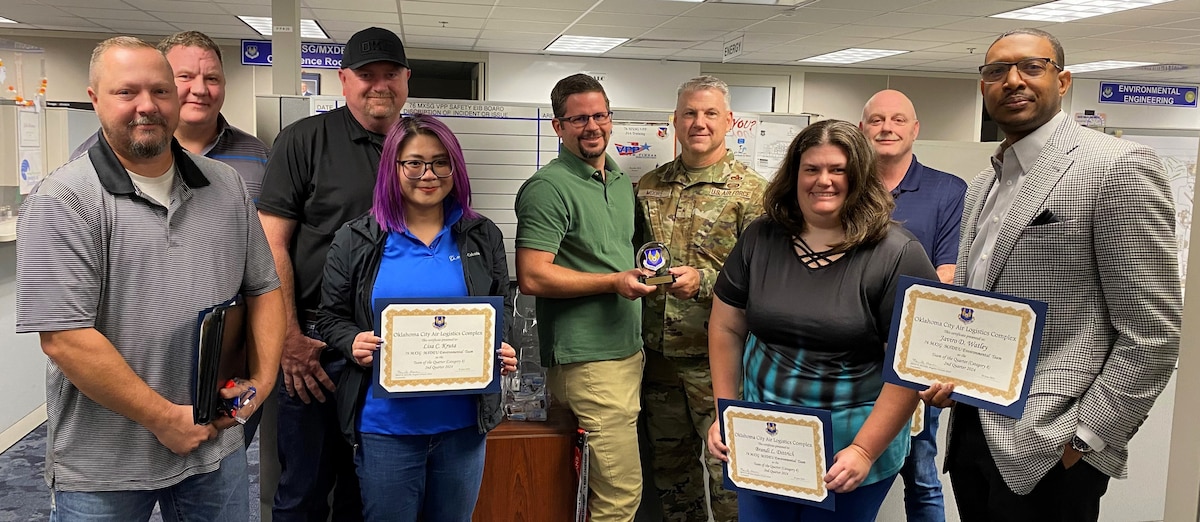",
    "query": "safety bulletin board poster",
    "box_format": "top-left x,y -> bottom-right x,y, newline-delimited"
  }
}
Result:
608,122 -> 675,182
